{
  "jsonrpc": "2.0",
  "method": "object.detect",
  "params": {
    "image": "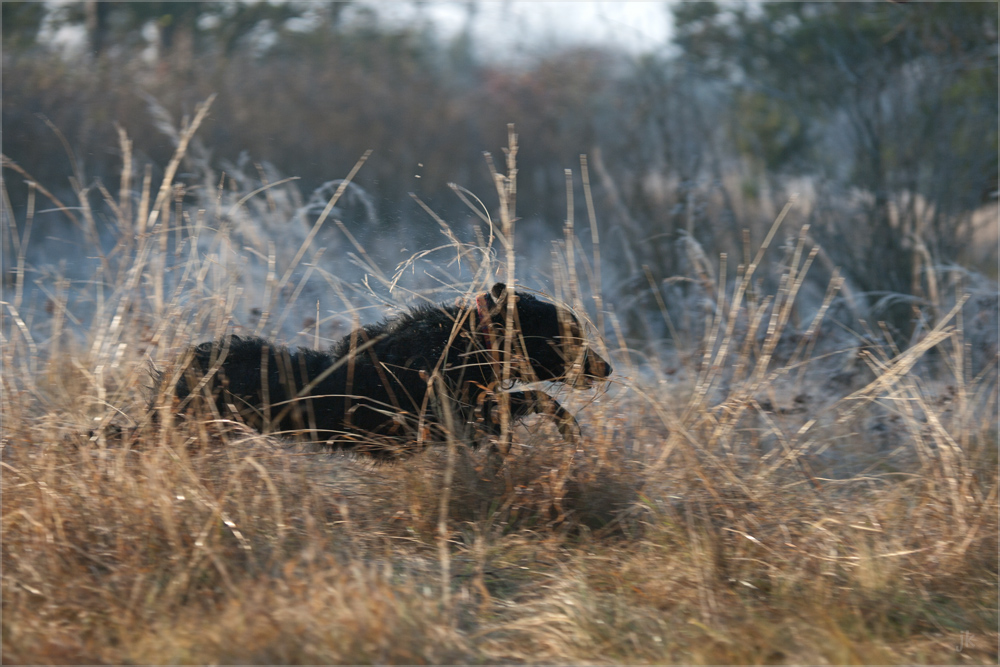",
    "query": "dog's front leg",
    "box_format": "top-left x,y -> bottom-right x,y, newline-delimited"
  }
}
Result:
508,390 -> 582,444
478,390 -> 582,445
